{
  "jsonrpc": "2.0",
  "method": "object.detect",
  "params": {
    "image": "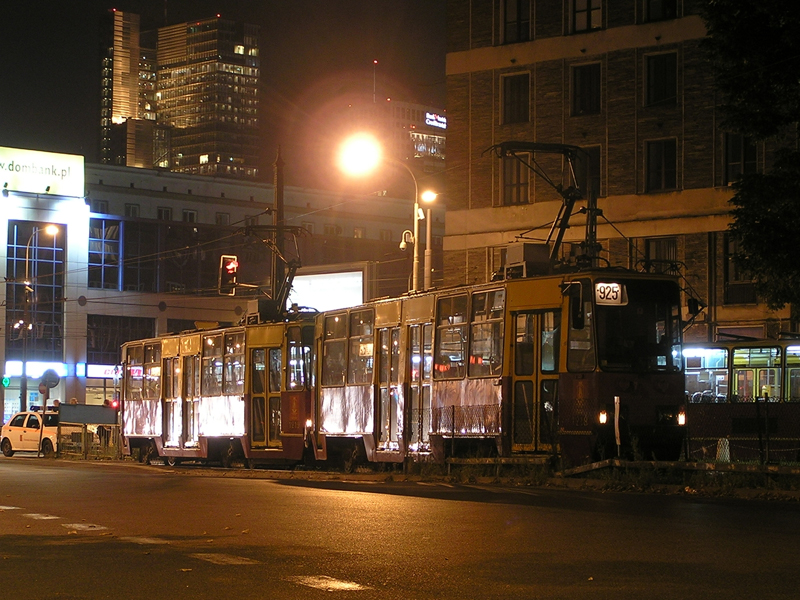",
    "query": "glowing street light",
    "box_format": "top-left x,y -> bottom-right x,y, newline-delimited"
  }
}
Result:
20,224 -> 59,410
337,134 -> 437,293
